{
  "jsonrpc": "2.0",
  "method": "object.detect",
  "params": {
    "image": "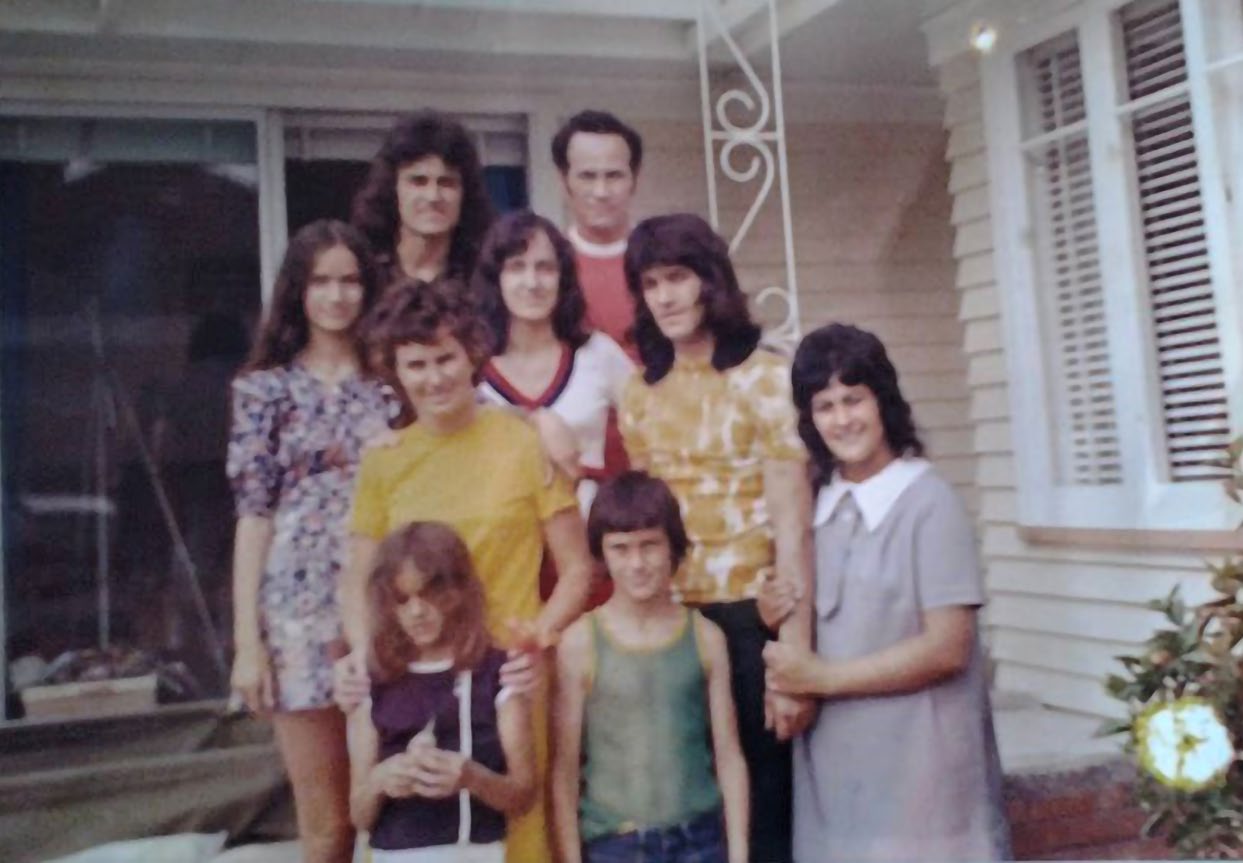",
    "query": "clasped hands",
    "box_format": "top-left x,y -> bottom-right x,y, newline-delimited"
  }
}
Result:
372,743 -> 468,800
757,573 -> 819,740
